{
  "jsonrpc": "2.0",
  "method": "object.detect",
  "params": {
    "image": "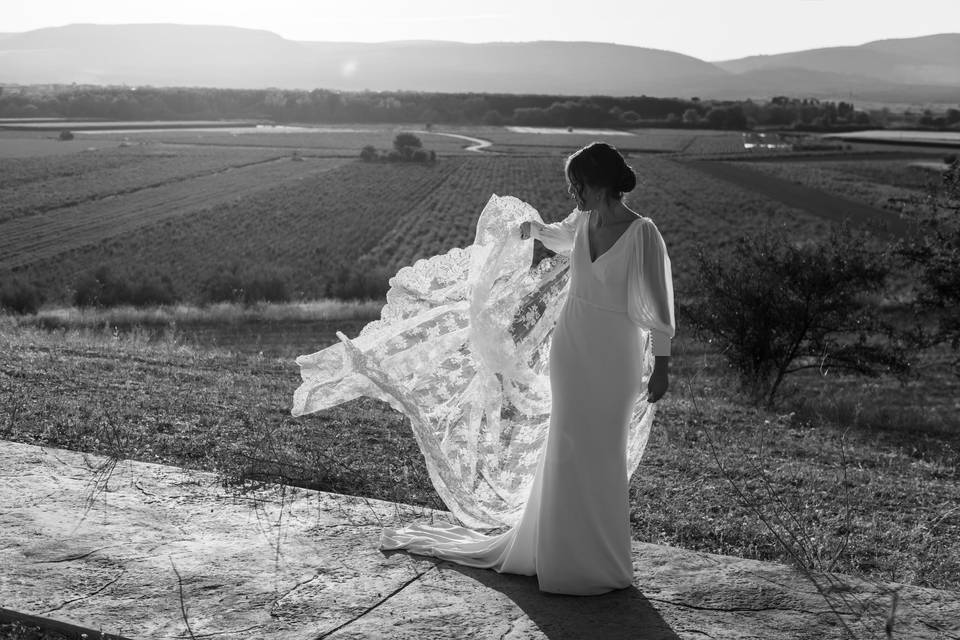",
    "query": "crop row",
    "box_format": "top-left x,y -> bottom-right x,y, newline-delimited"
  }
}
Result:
1,156 -> 350,271
365,156 -> 575,269
624,158 -> 833,286
10,153 -> 838,303
0,145 -> 285,223
11,159 -> 469,299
